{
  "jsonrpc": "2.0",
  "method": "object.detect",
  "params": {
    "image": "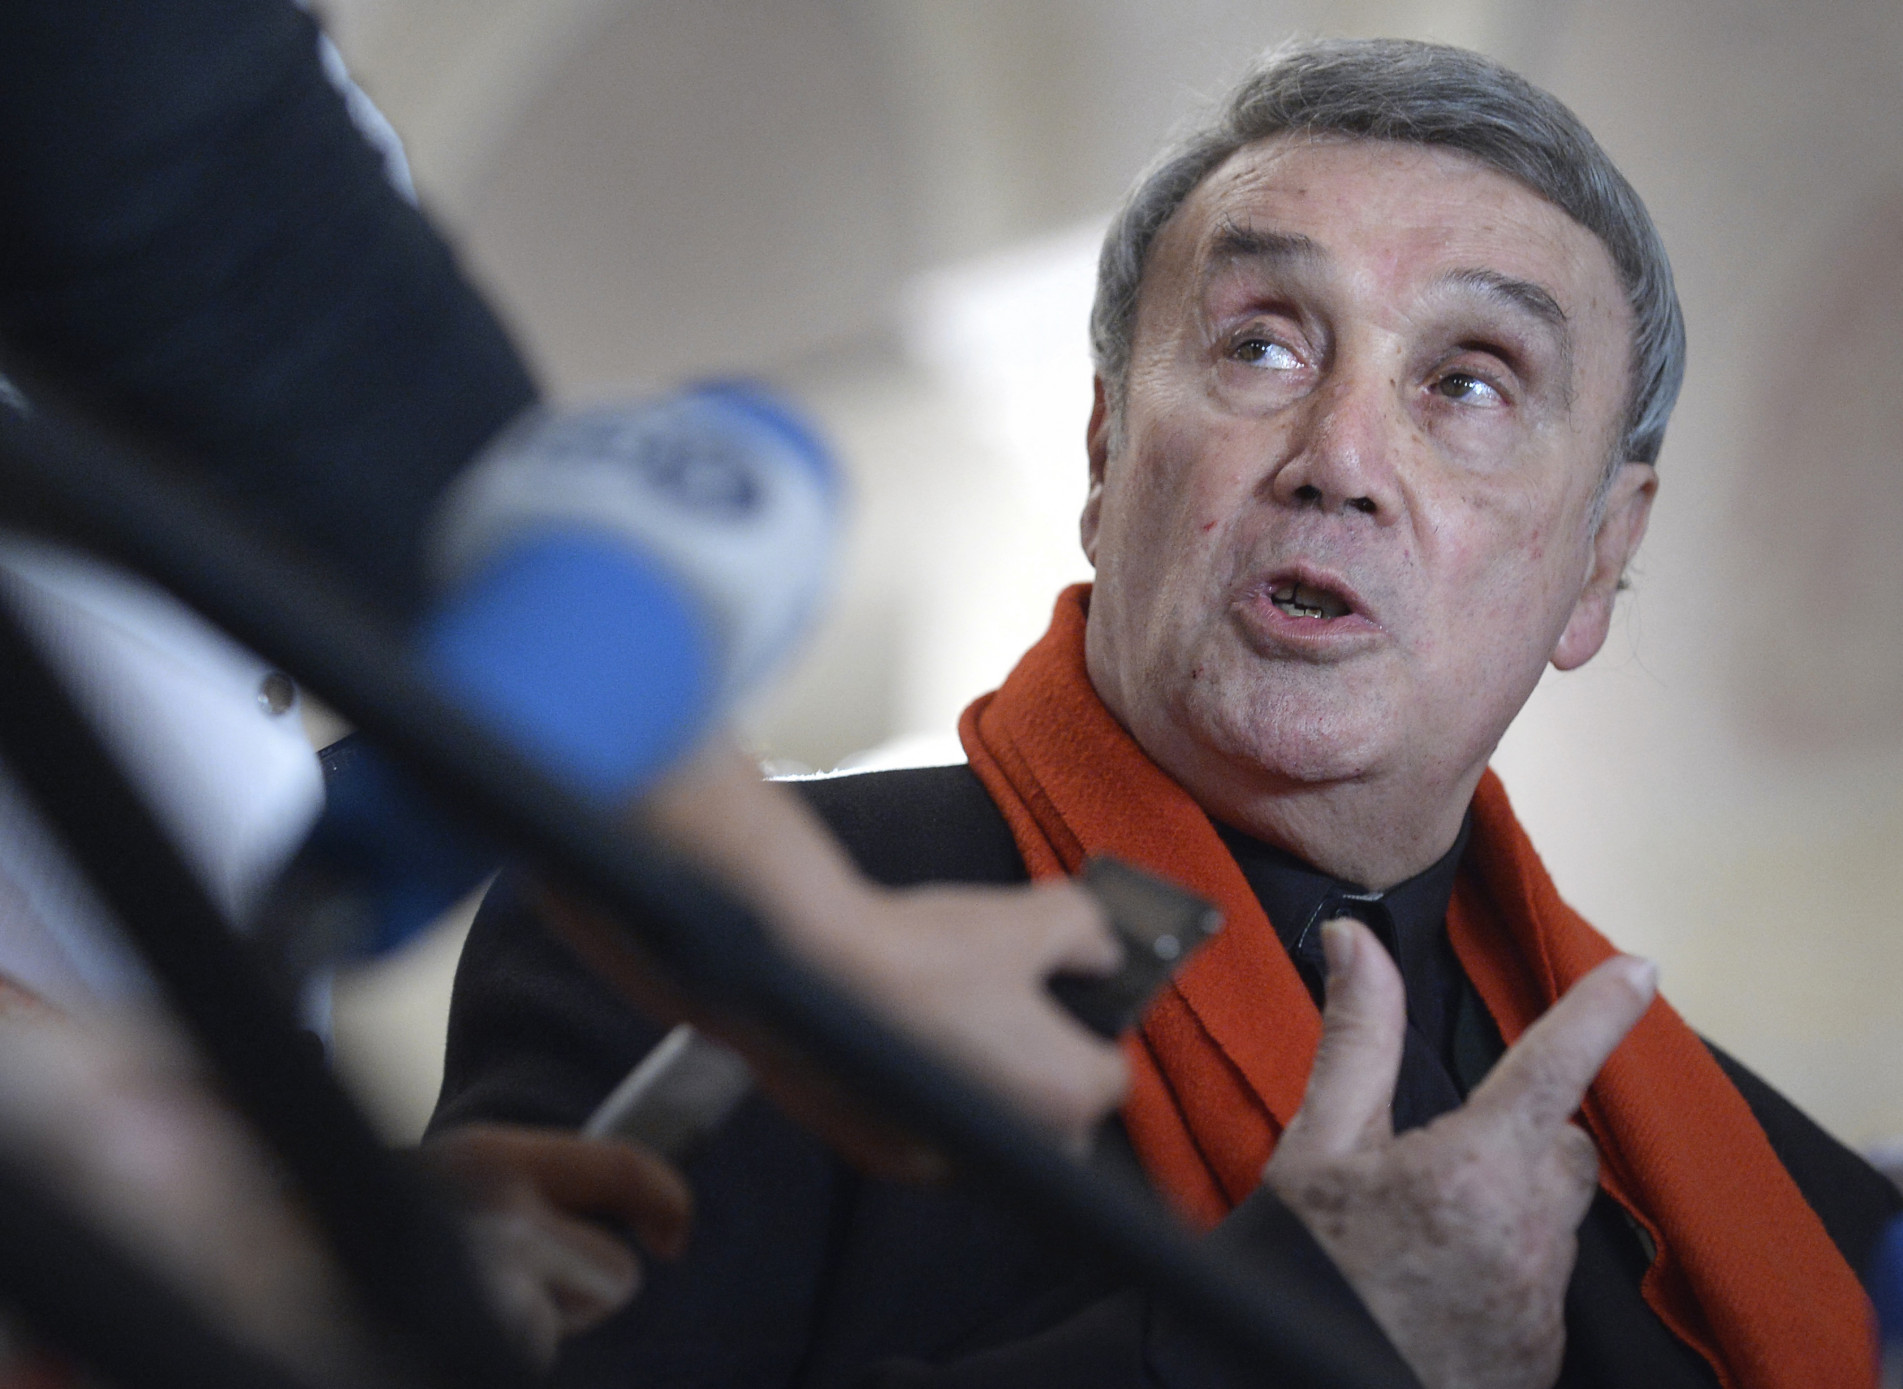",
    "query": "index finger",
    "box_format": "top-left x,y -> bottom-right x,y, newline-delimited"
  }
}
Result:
1466,955 -> 1657,1145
